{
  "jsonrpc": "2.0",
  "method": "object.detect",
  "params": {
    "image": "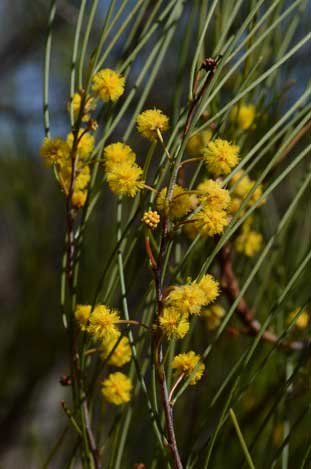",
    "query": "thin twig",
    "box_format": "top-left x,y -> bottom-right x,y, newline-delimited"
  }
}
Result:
219,243 -> 306,352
